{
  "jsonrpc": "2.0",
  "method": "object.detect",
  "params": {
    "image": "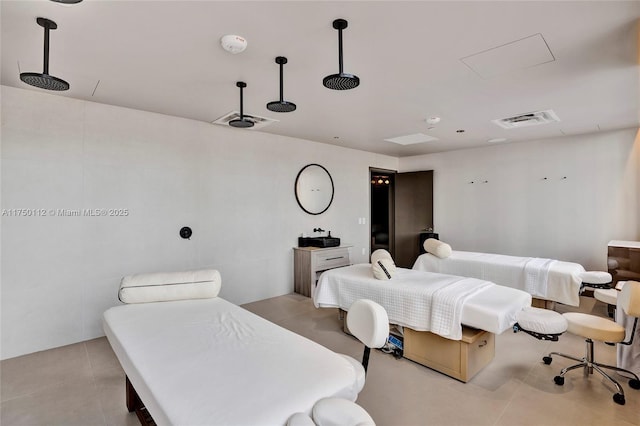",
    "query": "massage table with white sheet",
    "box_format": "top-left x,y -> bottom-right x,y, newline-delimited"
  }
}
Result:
104,297 -> 363,426
313,264 -> 532,381
413,251 -> 586,307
